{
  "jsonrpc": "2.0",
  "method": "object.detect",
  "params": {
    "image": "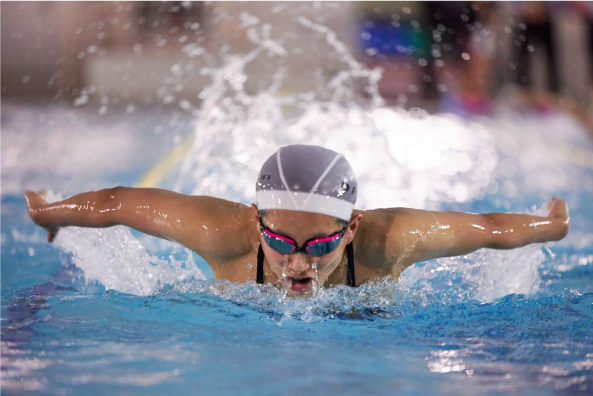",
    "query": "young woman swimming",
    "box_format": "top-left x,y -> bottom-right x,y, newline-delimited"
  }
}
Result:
25,144 -> 570,297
